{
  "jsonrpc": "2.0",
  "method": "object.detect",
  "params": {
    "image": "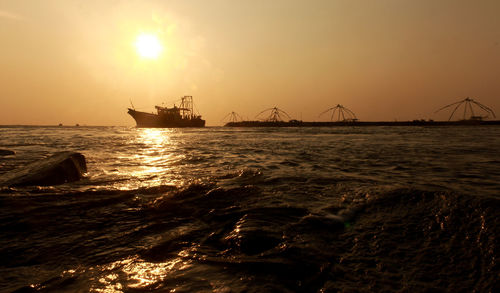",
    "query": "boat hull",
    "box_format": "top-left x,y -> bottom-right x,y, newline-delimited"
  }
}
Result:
128,109 -> 205,128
